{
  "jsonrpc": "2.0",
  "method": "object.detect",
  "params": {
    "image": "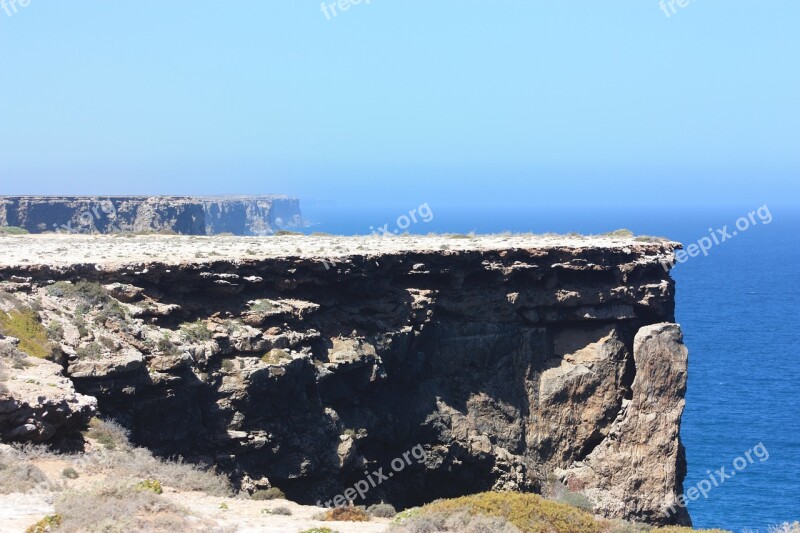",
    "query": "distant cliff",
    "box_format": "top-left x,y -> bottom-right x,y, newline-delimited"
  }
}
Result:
0,196 -> 303,236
